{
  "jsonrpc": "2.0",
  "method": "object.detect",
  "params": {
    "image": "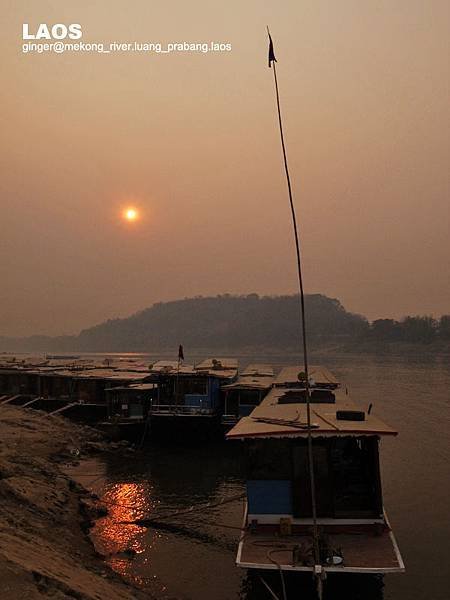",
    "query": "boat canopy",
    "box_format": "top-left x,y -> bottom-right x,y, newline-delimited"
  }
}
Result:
274,365 -> 339,388
222,364 -> 274,391
226,385 -> 397,439
150,358 -> 238,380
149,361 -> 198,375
